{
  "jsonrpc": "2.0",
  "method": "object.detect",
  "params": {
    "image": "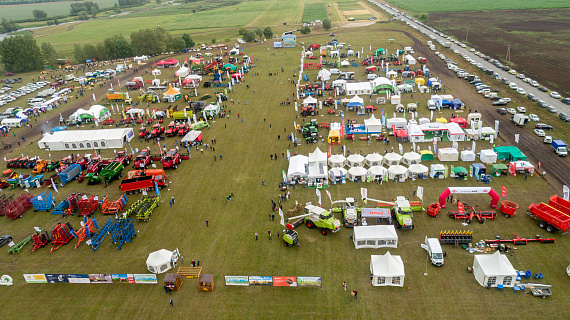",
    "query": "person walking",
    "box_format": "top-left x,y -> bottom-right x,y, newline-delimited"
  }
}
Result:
268,230 -> 272,240
255,232 -> 258,240
205,220 -> 209,227
342,282 -> 347,291
169,298 -> 173,306
352,290 -> 358,300
171,196 -> 175,205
